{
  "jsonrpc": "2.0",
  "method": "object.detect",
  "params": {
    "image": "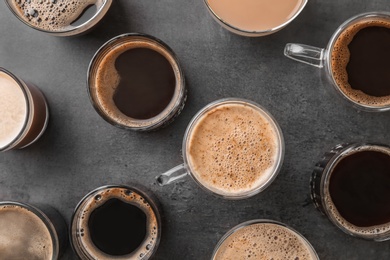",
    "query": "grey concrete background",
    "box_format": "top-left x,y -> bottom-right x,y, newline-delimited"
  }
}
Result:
1,0 -> 390,259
